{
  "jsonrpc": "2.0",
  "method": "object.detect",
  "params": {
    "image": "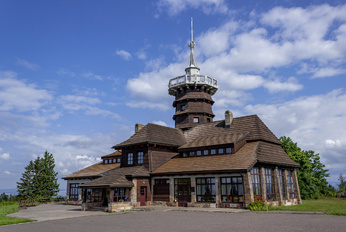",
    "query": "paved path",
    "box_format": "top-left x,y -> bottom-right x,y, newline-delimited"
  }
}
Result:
3,203 -> 346,232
